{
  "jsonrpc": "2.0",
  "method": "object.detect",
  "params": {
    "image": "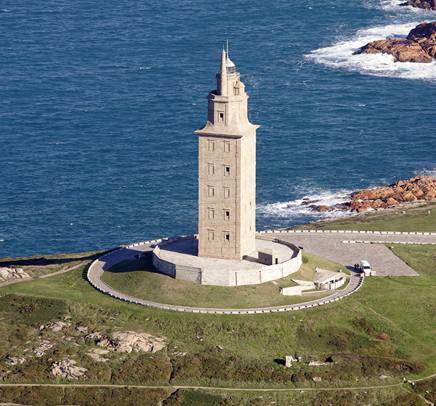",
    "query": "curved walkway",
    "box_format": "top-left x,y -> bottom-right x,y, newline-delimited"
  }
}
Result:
87,230 -> 436,313
87,239 -> 363,314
